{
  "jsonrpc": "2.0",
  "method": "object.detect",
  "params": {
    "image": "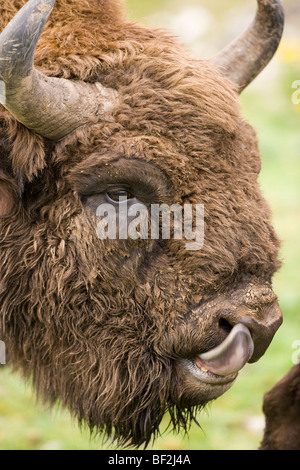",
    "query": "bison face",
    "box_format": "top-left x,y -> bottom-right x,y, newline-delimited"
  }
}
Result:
64,127 -> 283,412
0,0 -> 284,447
